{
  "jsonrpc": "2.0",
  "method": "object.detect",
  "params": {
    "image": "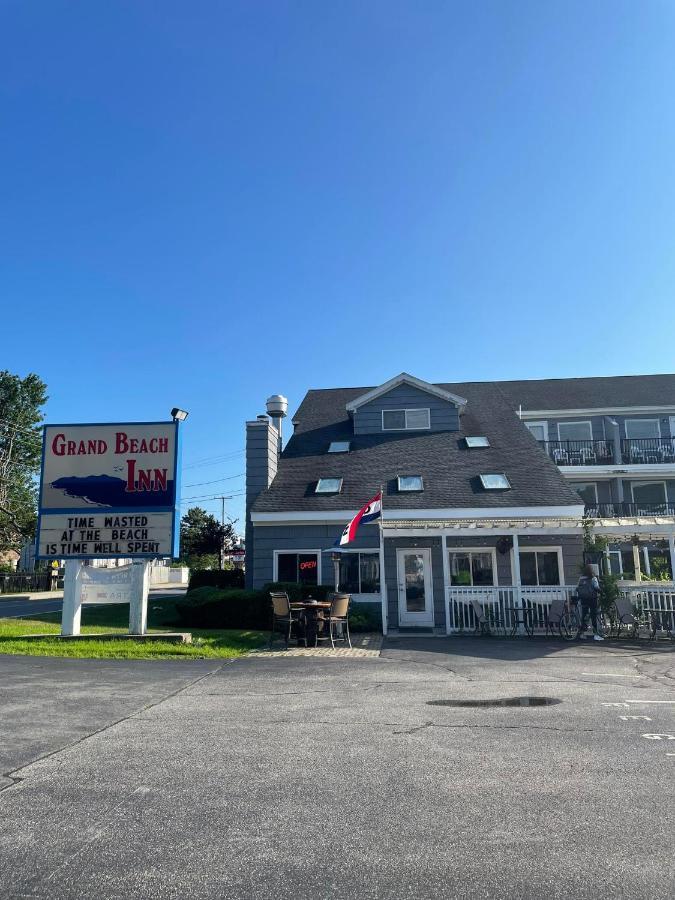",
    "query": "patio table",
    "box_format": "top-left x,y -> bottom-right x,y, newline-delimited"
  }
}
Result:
290,599 -> 332,646
504,606 -> 536,637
